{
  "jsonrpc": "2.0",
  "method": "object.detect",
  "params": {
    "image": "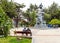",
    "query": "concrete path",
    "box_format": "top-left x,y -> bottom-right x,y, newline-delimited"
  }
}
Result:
10,27 -> 39,36
32,28 -> 60,43
10,27 -> 60,43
